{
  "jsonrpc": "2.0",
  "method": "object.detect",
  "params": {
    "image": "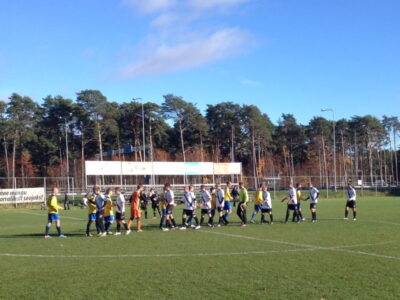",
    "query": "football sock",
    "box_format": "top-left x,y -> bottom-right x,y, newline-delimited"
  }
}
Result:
160,216 -> 165,228
251,213 -> 257,221
194,216 -> 199,226
353,211 -> 356,218
242,211 -> 247,224
285,210 -> 290,222
200,216 -> 204,225
56,225 -> 61,235
182,217 -> 187,227
86,220 -> 92,234
45,224 -> 51,235
345,210 -> 349,218
116,223 -> 121,232
166,219 -> 171,228
105,222 -> 110,233
270,214 -> 274,222
171,219 -> 177,227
